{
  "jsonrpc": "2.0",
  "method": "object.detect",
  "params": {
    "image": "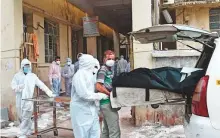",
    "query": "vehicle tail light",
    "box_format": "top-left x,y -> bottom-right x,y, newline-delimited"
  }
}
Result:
192,75 -> 209,117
